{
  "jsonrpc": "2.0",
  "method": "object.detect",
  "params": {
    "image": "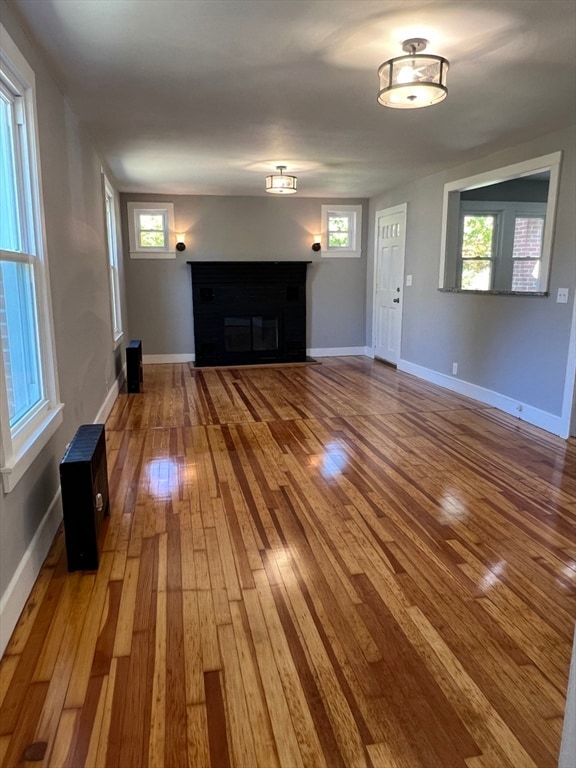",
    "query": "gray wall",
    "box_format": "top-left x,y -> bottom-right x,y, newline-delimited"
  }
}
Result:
0,2 -> 127,609
120,194 -> 368,355
367,125 -> 576,418
460,177 -> 549,202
